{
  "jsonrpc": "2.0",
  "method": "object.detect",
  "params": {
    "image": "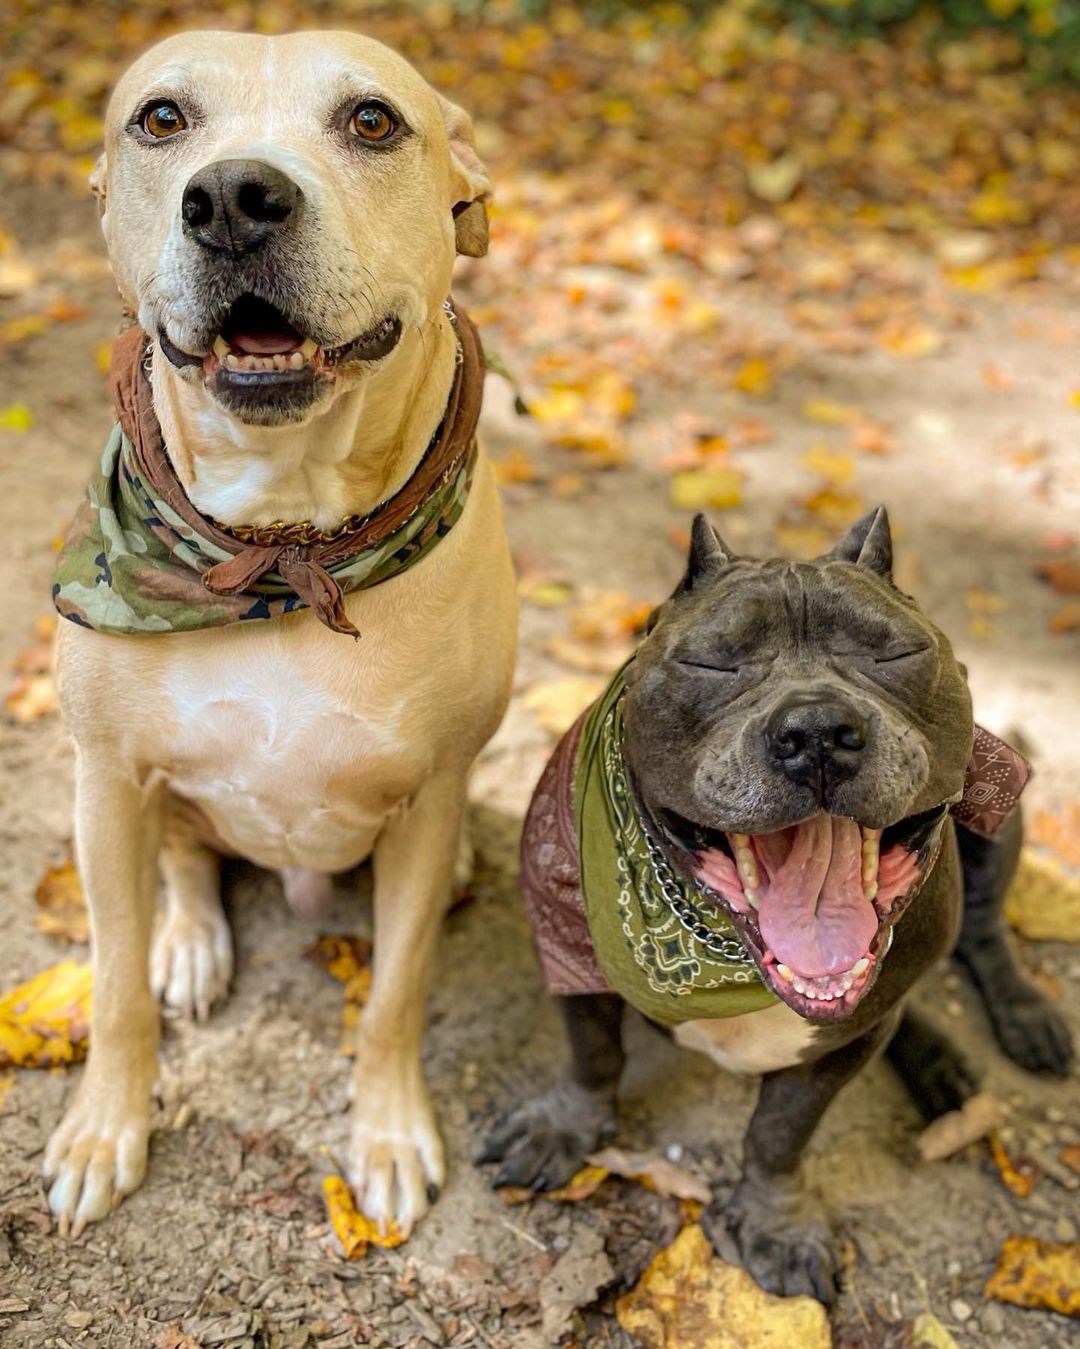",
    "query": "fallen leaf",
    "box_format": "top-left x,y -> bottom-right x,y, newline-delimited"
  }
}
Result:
540,1225 -> 614,1343
587,1147 -> 711,1203
916,1092 -> 1005,1162
747,154 -> 802,204
1029,802 -> 1080,870
304,935 -> 373,1056
35,859 -> 89,944
518,575 -> 573,608
0,402 -> 33,431
492,448 -> 538,485
545,635 -> 629,675
0,961 -> 92,1069
911,1312 -> 960,1348
802,399 -> 858,426
498,1164 -> 610,1206
989,1132 -> 1040,1198
616,1224 -> 831,1348
984,1235 -> 1080,1317
155,1327 -> 200,1349
1049,603 -> 1080,634
1061,1145 -> 1080,1176
775,520 -> 832,559
1006,850 -> 1080,943
522,676 -> 604,736
5,671 -> 58,725
803,488 -> 865,528
802,444 -> 857,484
1037,559 -> 1080,595
322,1175 -> 405,1258
732,357 -> 773,397
670,466 -> 744,510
